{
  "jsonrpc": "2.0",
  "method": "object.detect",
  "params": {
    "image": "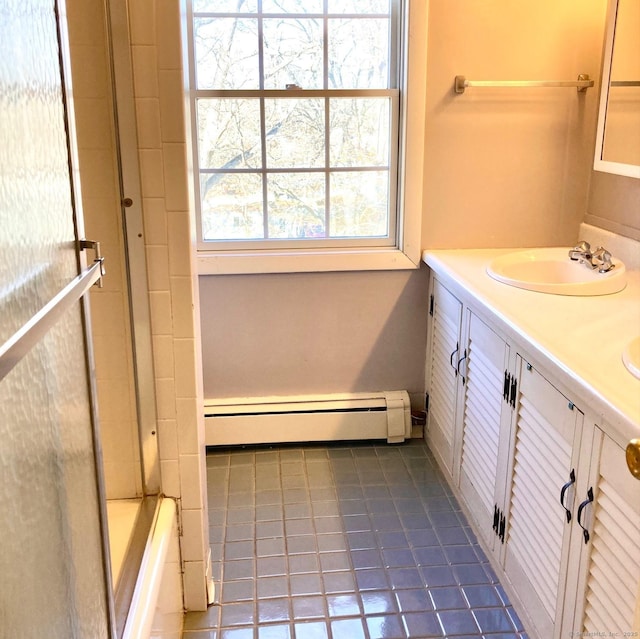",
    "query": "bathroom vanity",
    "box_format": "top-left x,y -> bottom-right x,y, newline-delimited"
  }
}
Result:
422,244 -> 640,639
